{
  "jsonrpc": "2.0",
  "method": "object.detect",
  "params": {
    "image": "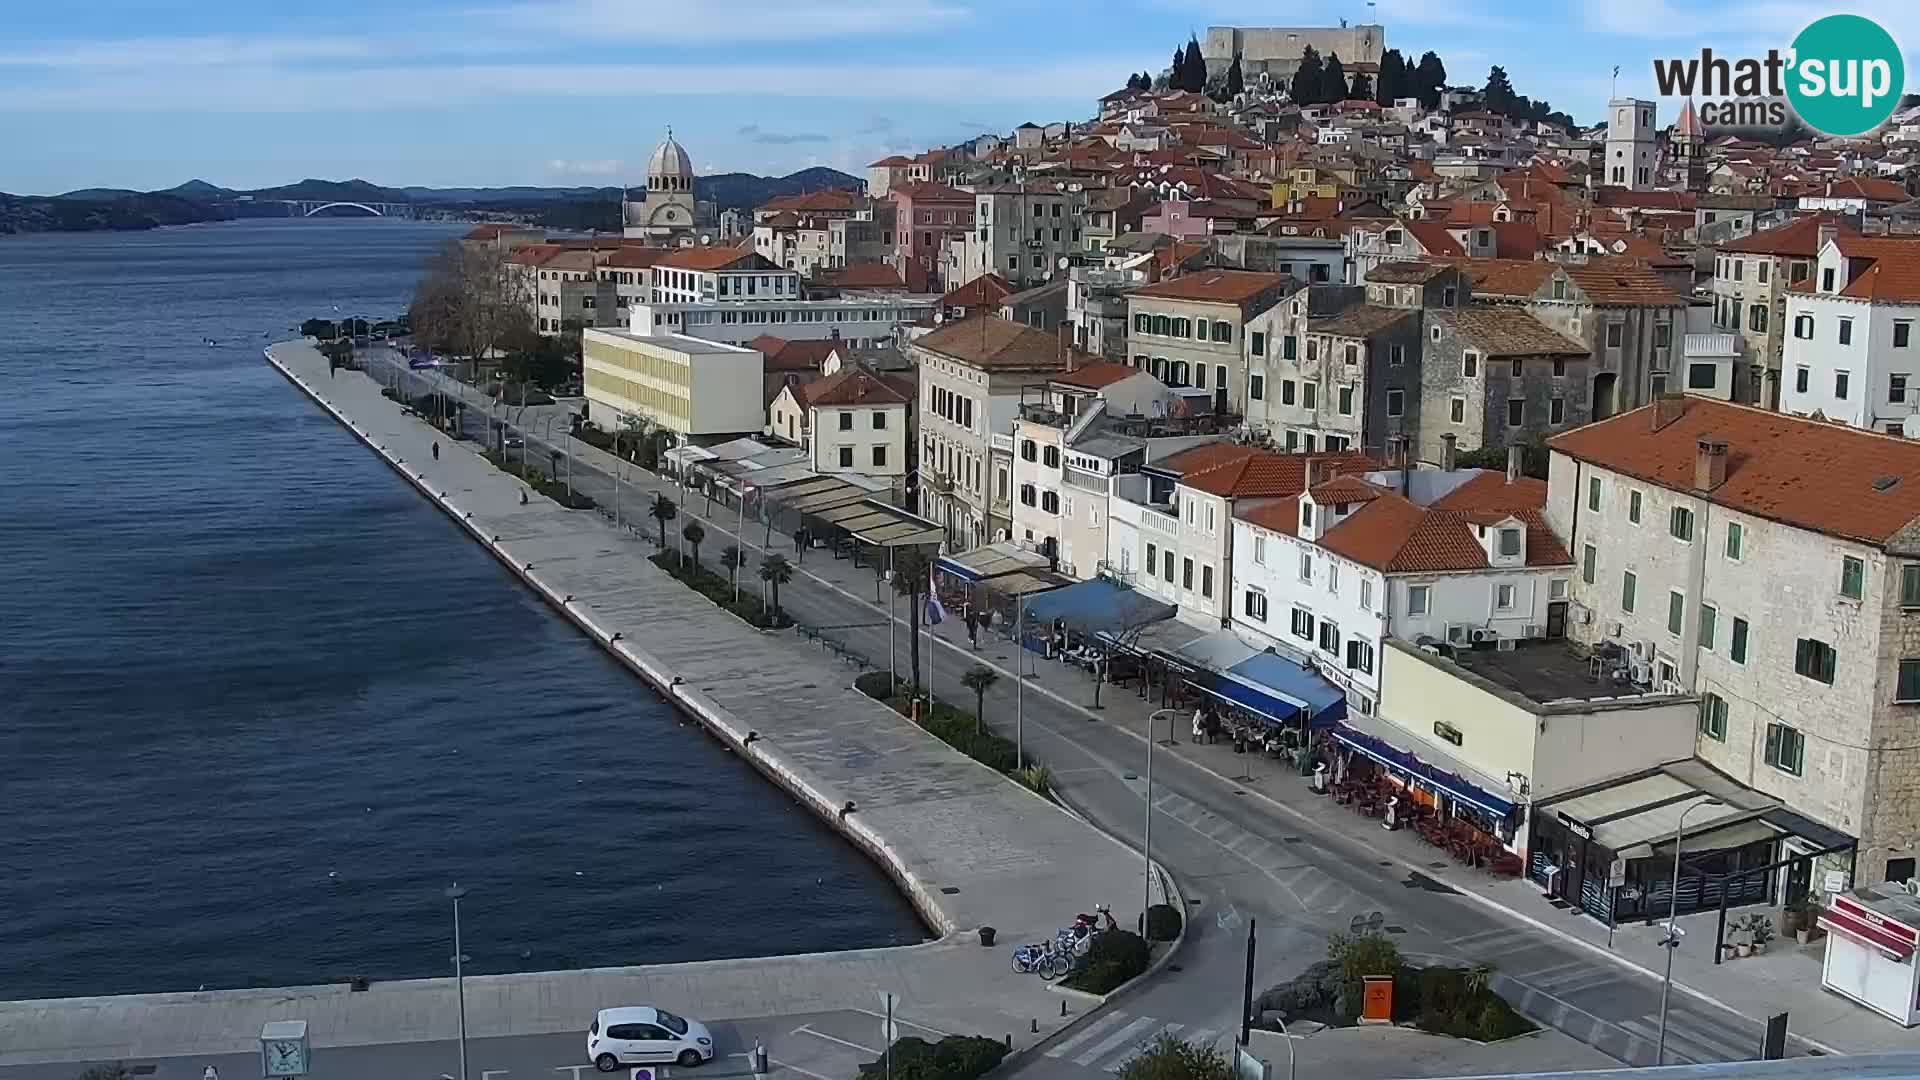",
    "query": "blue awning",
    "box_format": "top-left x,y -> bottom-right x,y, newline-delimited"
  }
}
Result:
1019,578 -> 1175,634
1221,653 -> 1348,729
1192,683 -> 1297,730
1329,716 -> 1517,819
937,556 -> 985,583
